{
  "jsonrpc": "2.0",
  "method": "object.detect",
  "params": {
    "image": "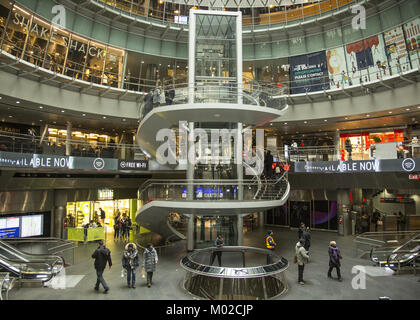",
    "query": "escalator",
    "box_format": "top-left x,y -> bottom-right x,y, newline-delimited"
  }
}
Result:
371,232 -> 420,271
0,240 -> 64,282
